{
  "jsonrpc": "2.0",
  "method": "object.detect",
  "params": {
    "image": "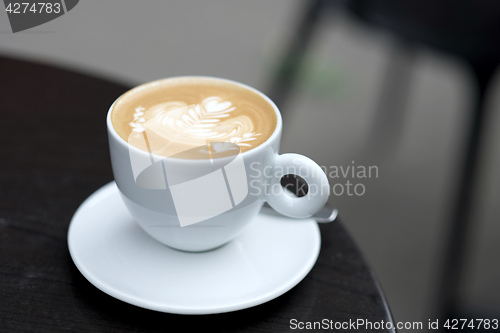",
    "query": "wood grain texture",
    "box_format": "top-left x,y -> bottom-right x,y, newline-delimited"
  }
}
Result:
0,55 -> 394,332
